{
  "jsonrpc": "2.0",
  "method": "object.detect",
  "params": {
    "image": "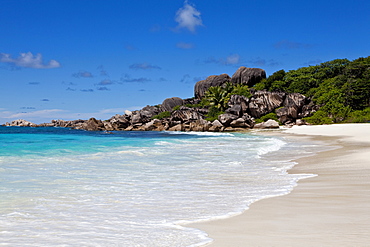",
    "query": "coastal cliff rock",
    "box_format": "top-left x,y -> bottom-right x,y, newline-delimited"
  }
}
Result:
4,65 -> 319,132
108,114 -> 130,130
248,91 -> 285,118
5,119 -> 37,127
194,74 -> 230,99
73,118 -> 105,131
171,107 -> 205,123
231,67 -> 266,87
276,93 -> 307,124
218,113 -> 238,127
228,95 -> 249,113
254,119 -> 280,129
160,97 -> 184,112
